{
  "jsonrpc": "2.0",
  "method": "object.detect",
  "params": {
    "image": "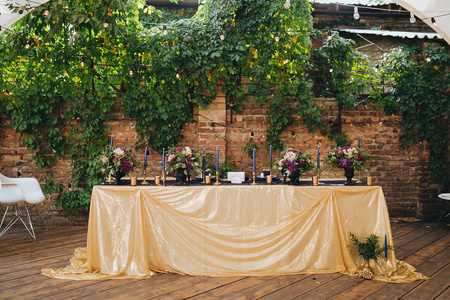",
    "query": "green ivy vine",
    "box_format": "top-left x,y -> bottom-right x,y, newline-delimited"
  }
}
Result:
373,45 -> 450,181
0,0 -> 448,214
